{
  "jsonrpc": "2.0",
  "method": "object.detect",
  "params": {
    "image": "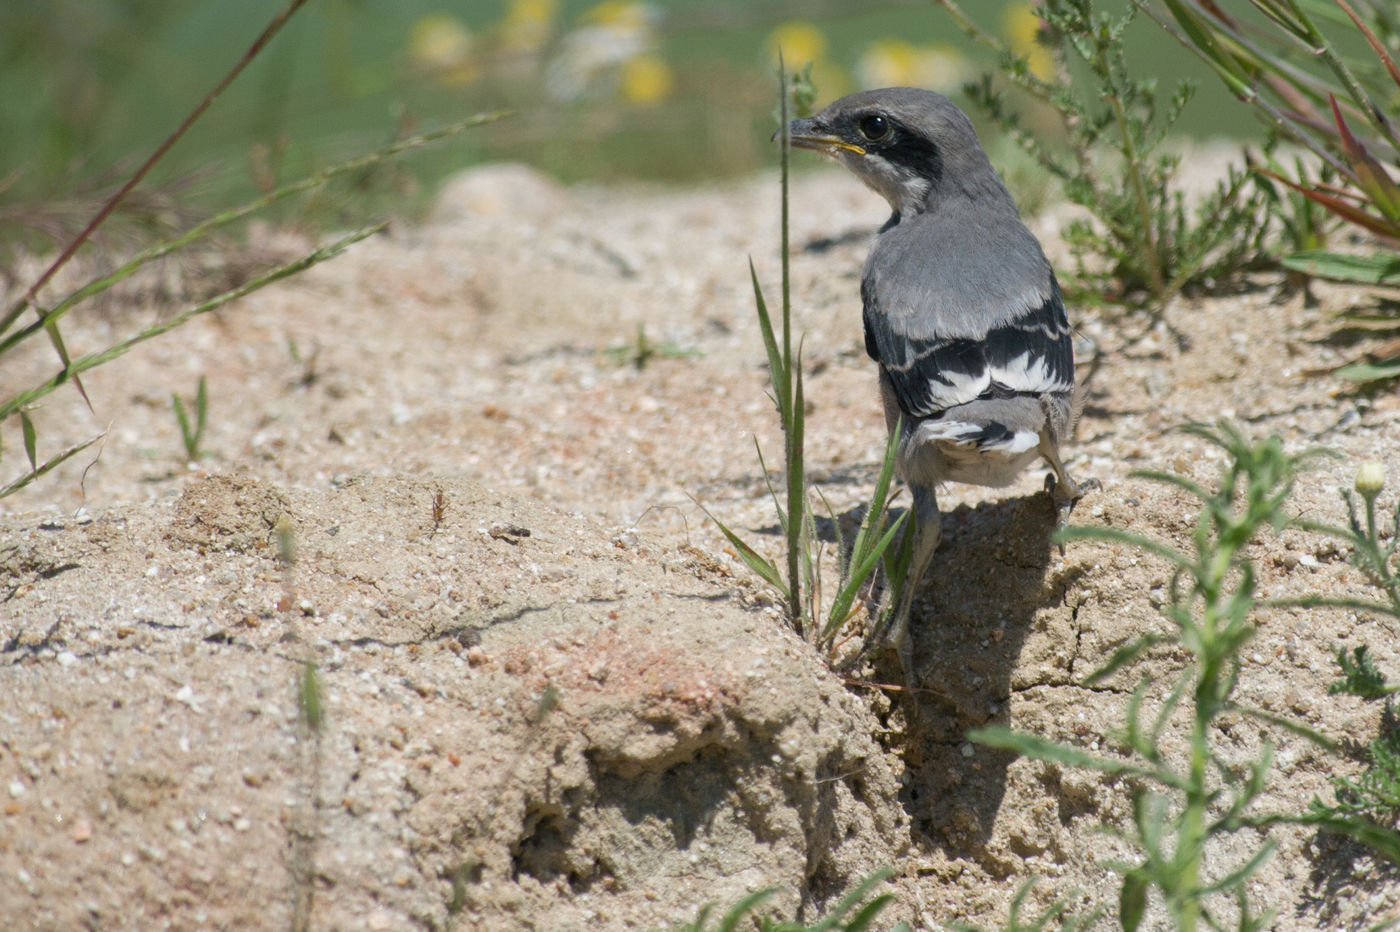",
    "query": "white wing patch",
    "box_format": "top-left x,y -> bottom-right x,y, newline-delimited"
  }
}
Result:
921,366 -> 989,410
989,351 -> 1064,395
